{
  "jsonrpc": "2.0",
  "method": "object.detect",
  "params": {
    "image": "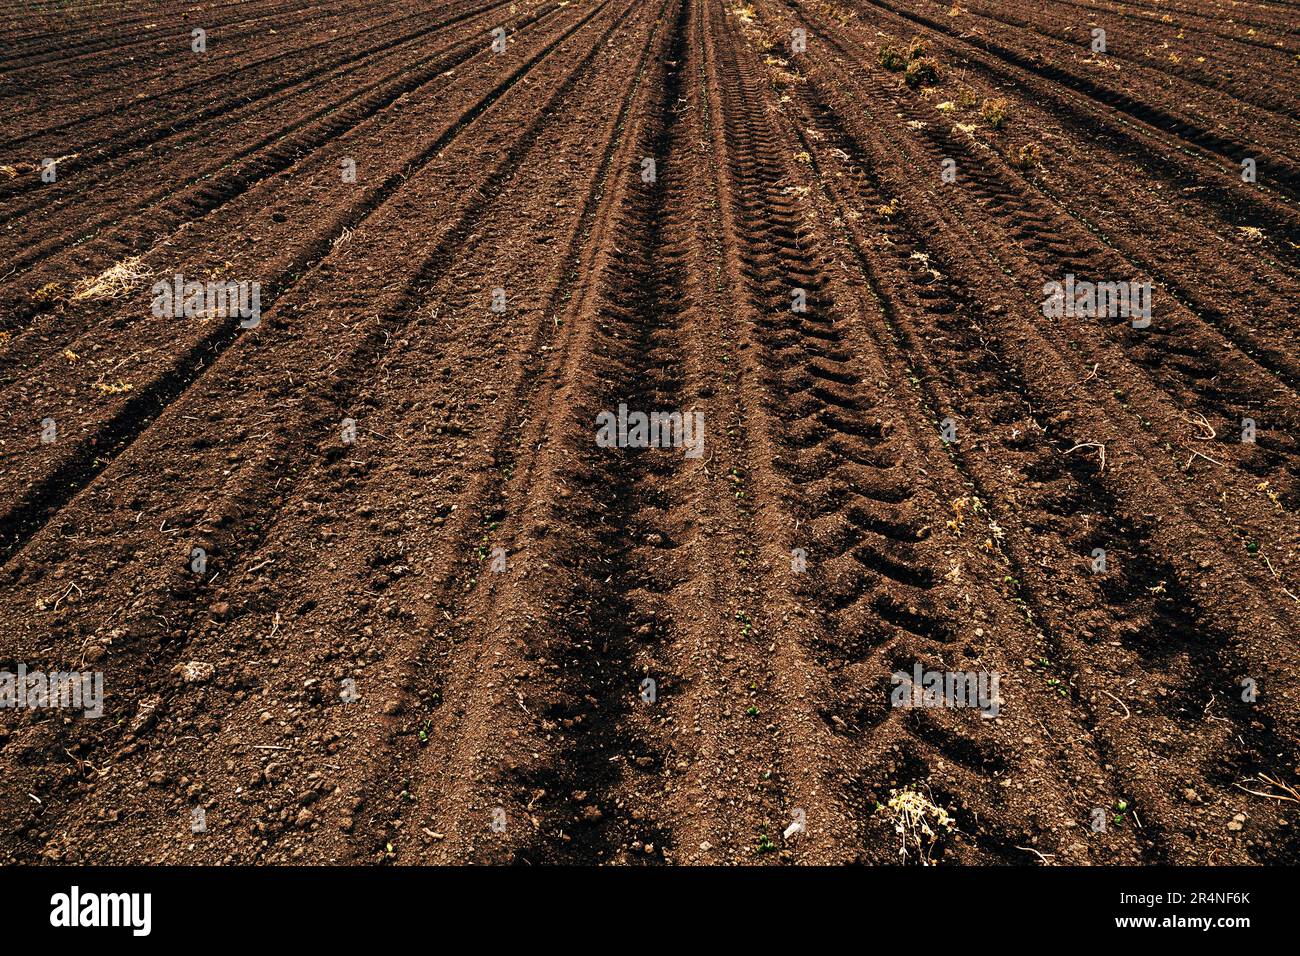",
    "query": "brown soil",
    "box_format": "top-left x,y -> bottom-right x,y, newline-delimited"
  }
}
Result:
0,0 -> 1297,865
